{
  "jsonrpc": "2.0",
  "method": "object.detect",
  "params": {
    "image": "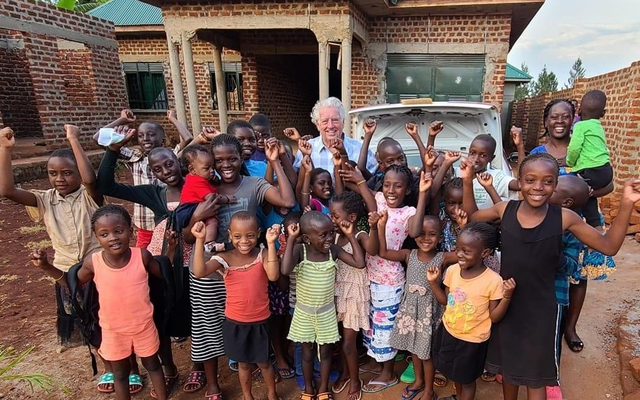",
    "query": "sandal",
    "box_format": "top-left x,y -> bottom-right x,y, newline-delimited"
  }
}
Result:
274,363 -> 296,379
205,392 -> 223,400
565,336 -> 584,352
362,376 -> 399,393
317,392 -> 334,400
347,385 -> 363,400
150,372 -> 179,399
331,378 -> 350,394
129,373 -> 143,394
300,393 -> 316,400
481,370 -> 496,382
228,360 -> 239,372
183,370 -> 206,393
97,372 -> 115,393
434,370 -> 448,387
401,385 -> 424,400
